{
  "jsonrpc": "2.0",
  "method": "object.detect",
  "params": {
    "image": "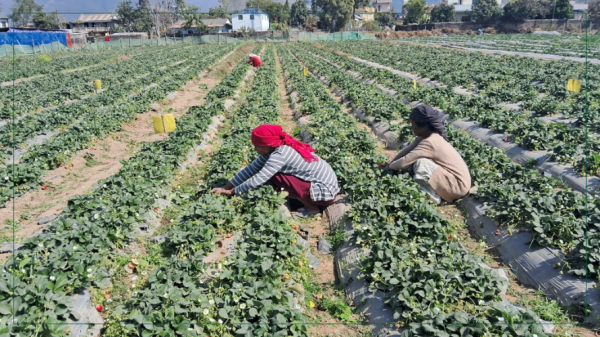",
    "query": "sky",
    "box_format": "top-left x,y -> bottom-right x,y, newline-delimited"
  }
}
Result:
0,0 -> 446,21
